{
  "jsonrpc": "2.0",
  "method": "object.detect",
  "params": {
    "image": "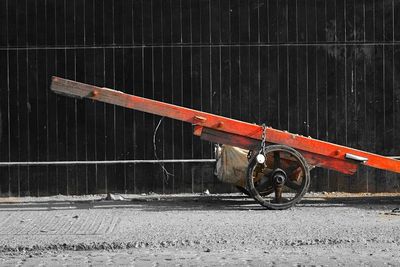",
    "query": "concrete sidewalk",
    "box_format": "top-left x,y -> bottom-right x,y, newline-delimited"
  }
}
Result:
0,193 -> 399,265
